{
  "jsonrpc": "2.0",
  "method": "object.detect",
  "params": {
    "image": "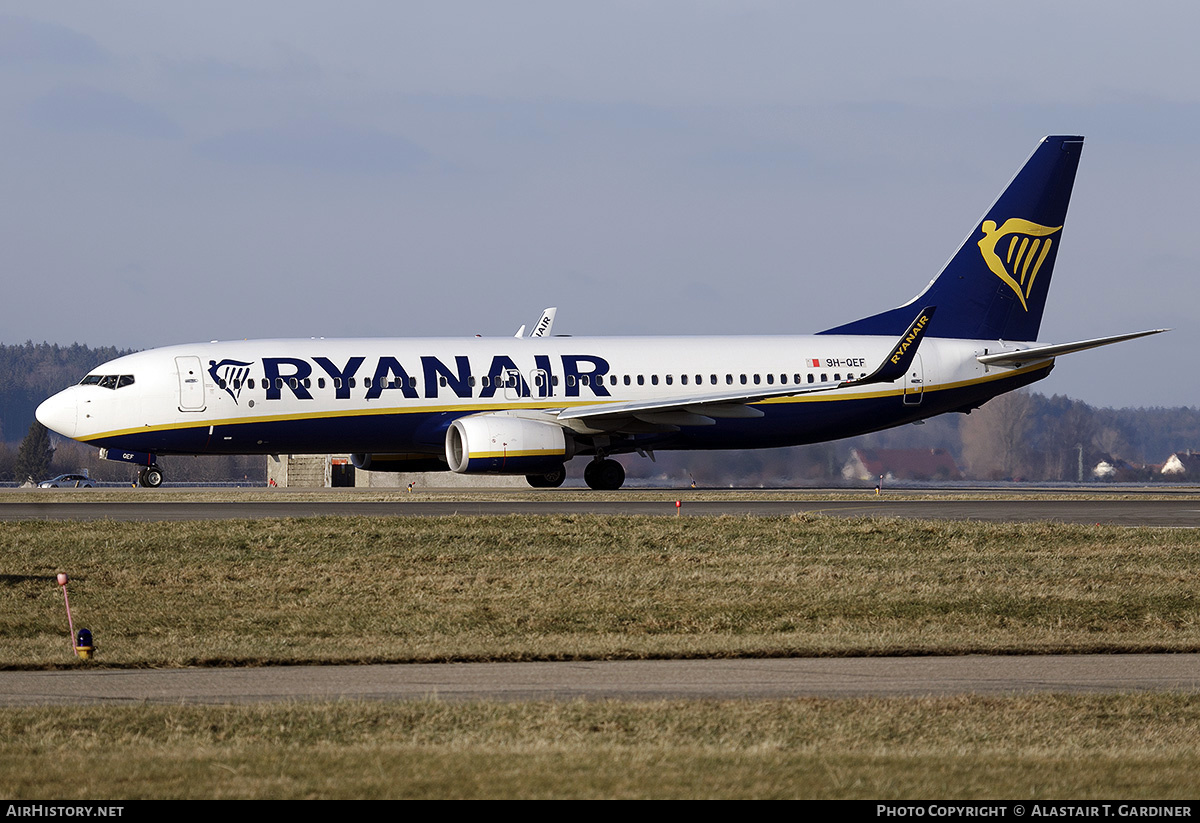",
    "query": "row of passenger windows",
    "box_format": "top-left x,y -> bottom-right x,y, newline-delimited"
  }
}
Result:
215,371 -> 864,391
79,374 -> 135,389
603,372 -> 861,386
